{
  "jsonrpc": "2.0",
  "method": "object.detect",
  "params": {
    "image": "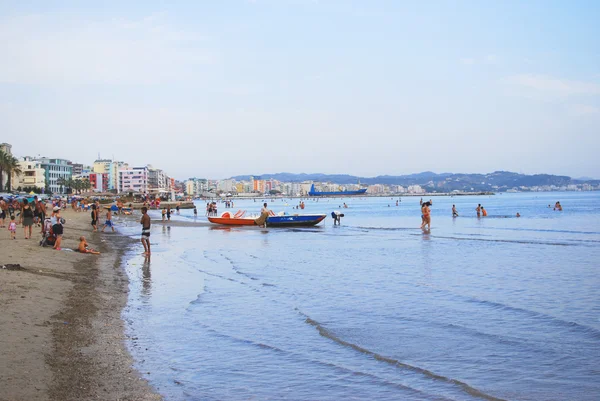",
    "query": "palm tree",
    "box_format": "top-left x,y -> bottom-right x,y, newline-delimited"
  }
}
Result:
0,149 -> 7,191
57,177 -> 66,194
6,156 -> 22,192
